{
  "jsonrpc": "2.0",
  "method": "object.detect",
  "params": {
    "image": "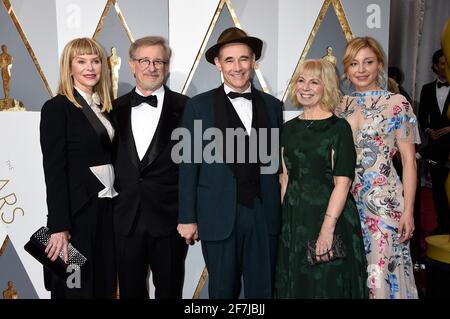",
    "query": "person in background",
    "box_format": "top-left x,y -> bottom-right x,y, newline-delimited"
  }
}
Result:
418,49 -> 450,235
388,66 -> 412,103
